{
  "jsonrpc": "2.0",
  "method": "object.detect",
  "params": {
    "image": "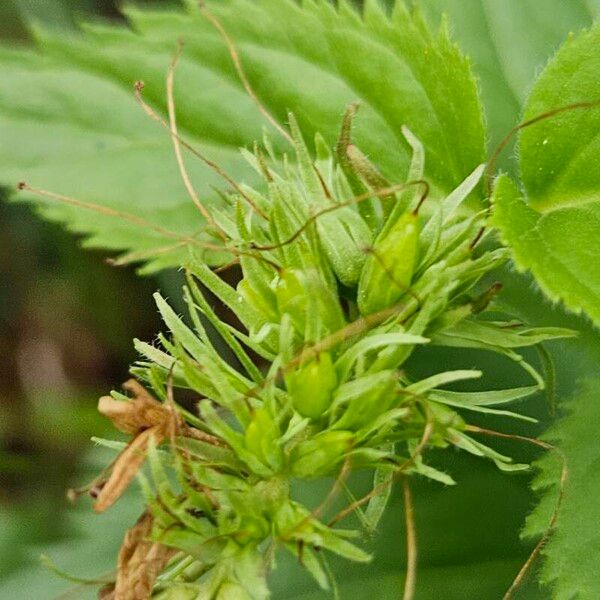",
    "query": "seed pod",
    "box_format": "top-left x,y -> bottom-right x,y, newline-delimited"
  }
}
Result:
285,352 -> 338,420
290,430 -> 354,478
357,211 -> 419,315
275,268 -> 345,339
244,407 -> 282,472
